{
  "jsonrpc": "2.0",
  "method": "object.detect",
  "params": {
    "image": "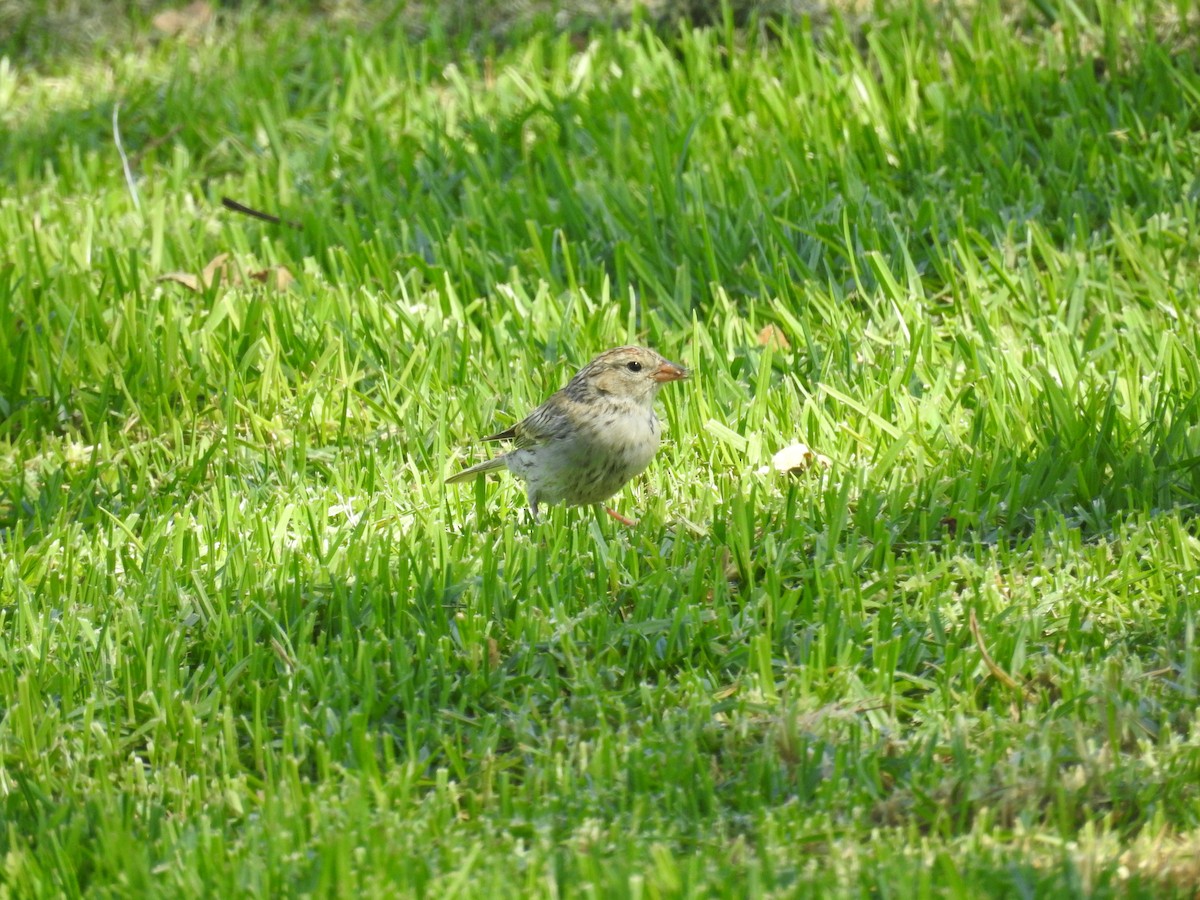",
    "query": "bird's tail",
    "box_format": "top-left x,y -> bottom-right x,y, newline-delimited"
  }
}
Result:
445,456 -> 508,484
